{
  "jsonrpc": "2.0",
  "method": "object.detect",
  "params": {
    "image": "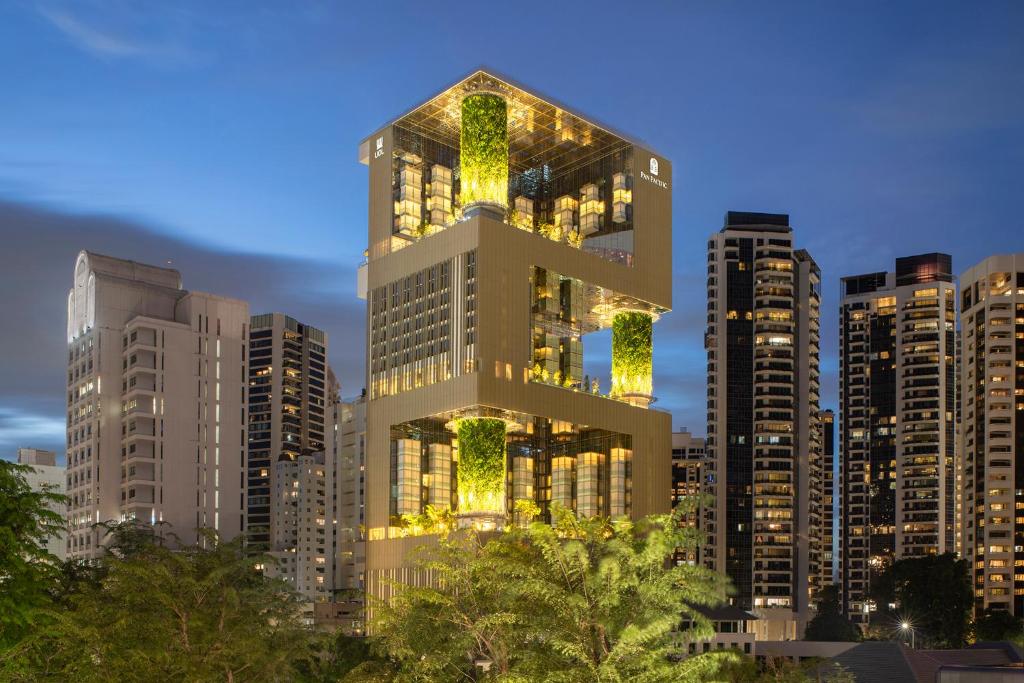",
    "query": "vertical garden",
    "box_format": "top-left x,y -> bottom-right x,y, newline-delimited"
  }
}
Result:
455,417 -> 507,516
610,311 -> 653,399
460,93 -> 509,211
